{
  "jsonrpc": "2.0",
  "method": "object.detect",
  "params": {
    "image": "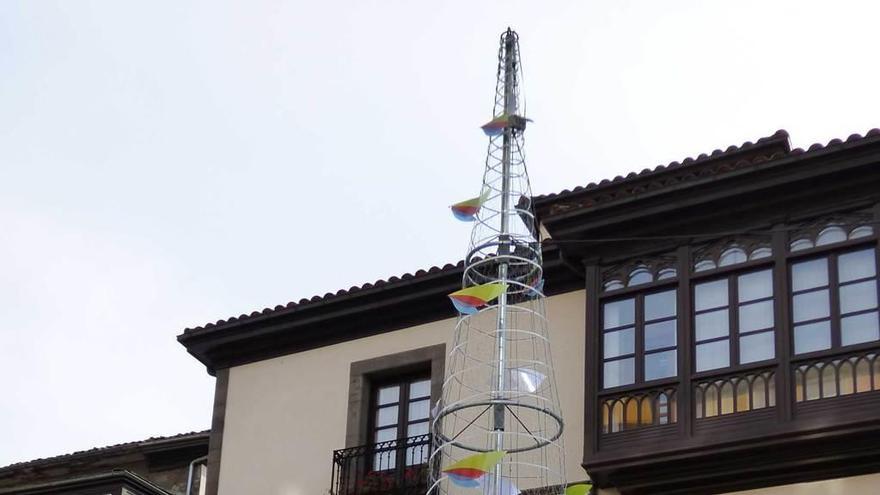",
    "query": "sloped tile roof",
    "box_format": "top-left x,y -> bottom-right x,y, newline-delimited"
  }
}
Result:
181,128 -> 880,336
0,430 -> 210,472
